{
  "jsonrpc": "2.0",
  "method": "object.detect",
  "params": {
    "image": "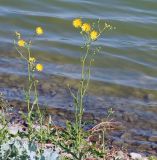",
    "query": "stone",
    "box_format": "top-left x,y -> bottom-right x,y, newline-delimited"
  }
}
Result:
151,143 -> 157,149
149,136 -> 157,142
112,139 -> 124,146
9,75 -> 19,81
142,158 -> 148,160
121,132 -> 131,140
123,112 -> 138,123
116,151 -> 125,160
130,152 -> 142,160
42,83 -> 51,92
143,94 -> 155,101
8,125 -> 21,135
138,143 -> 151,151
